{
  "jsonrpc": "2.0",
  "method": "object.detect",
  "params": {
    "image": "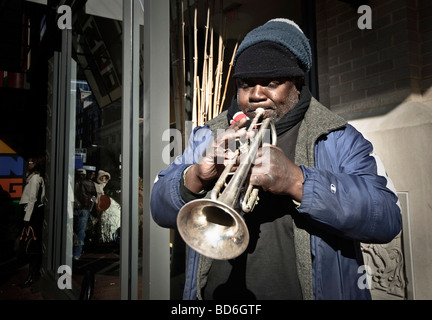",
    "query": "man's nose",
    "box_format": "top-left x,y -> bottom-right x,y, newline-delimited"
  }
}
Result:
249,85 -> 266,101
